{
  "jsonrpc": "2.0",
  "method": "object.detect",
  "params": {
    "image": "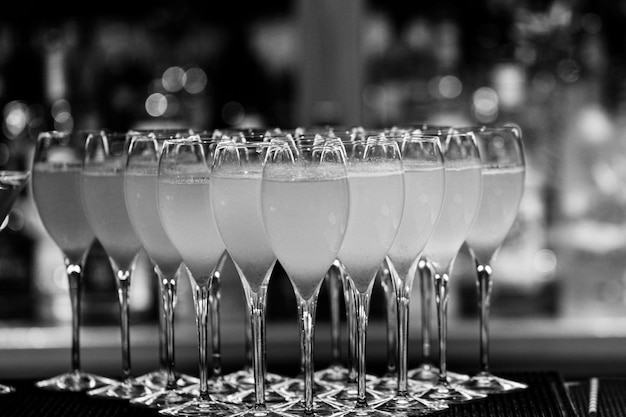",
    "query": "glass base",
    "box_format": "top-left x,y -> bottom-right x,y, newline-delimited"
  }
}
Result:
324,383 -> 386,405
135,370 -> 199,391
375,393 -> 448,416
418,381 -> 486,404
236,387 -> 289,405
86,377 -> 154,400
0,384 -> 14,394
273,377 -> 337,400
408,364 -> 469,385
367,373 -> 397,394
457,372 -> 528,394
36,370 -> 117,392
130,388 -> 198,409
330,405 -> 394,417
368,376 -> 431,396
226,368 -> 287,390
230,405 -> 296,417
160,397 -> 239,416
277,397 -> 344,416
315,365 -> 349,384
